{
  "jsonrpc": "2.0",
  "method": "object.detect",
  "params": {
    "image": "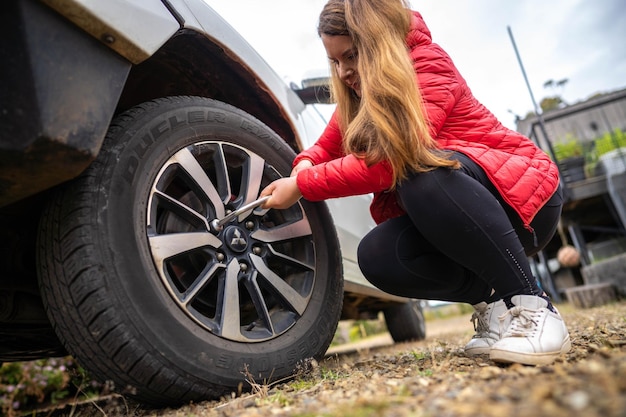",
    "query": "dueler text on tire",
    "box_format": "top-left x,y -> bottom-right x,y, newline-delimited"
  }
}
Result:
37,96 -> 343,406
